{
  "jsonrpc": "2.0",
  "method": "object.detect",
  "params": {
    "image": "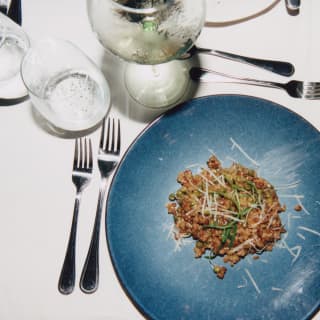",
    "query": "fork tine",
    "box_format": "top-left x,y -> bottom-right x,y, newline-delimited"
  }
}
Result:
116,119 -> 121,154
88,138 -> 93,170
79,138 -> 84,168
100,118 -> 106,150
83,138 -> 87,169
304,83 -> 320,99
111,118 -> 115,152
304,93 -> 320,100
106,118 -> 111,151
99,117 -> 121,153
306,87 -> 320,94
305,82 -> 320,89
73,139 -> 79,170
